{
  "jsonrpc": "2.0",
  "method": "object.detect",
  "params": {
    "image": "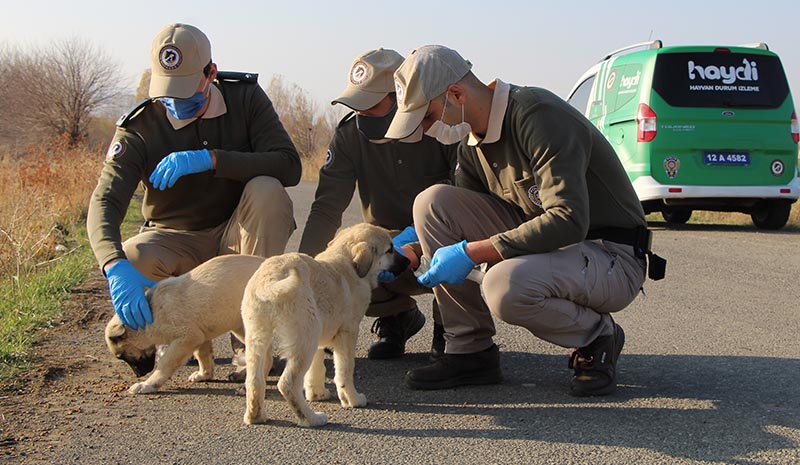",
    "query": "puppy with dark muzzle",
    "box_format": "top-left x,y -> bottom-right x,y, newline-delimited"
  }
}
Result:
242,223 -> 409,427
104,254 -> 269,394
